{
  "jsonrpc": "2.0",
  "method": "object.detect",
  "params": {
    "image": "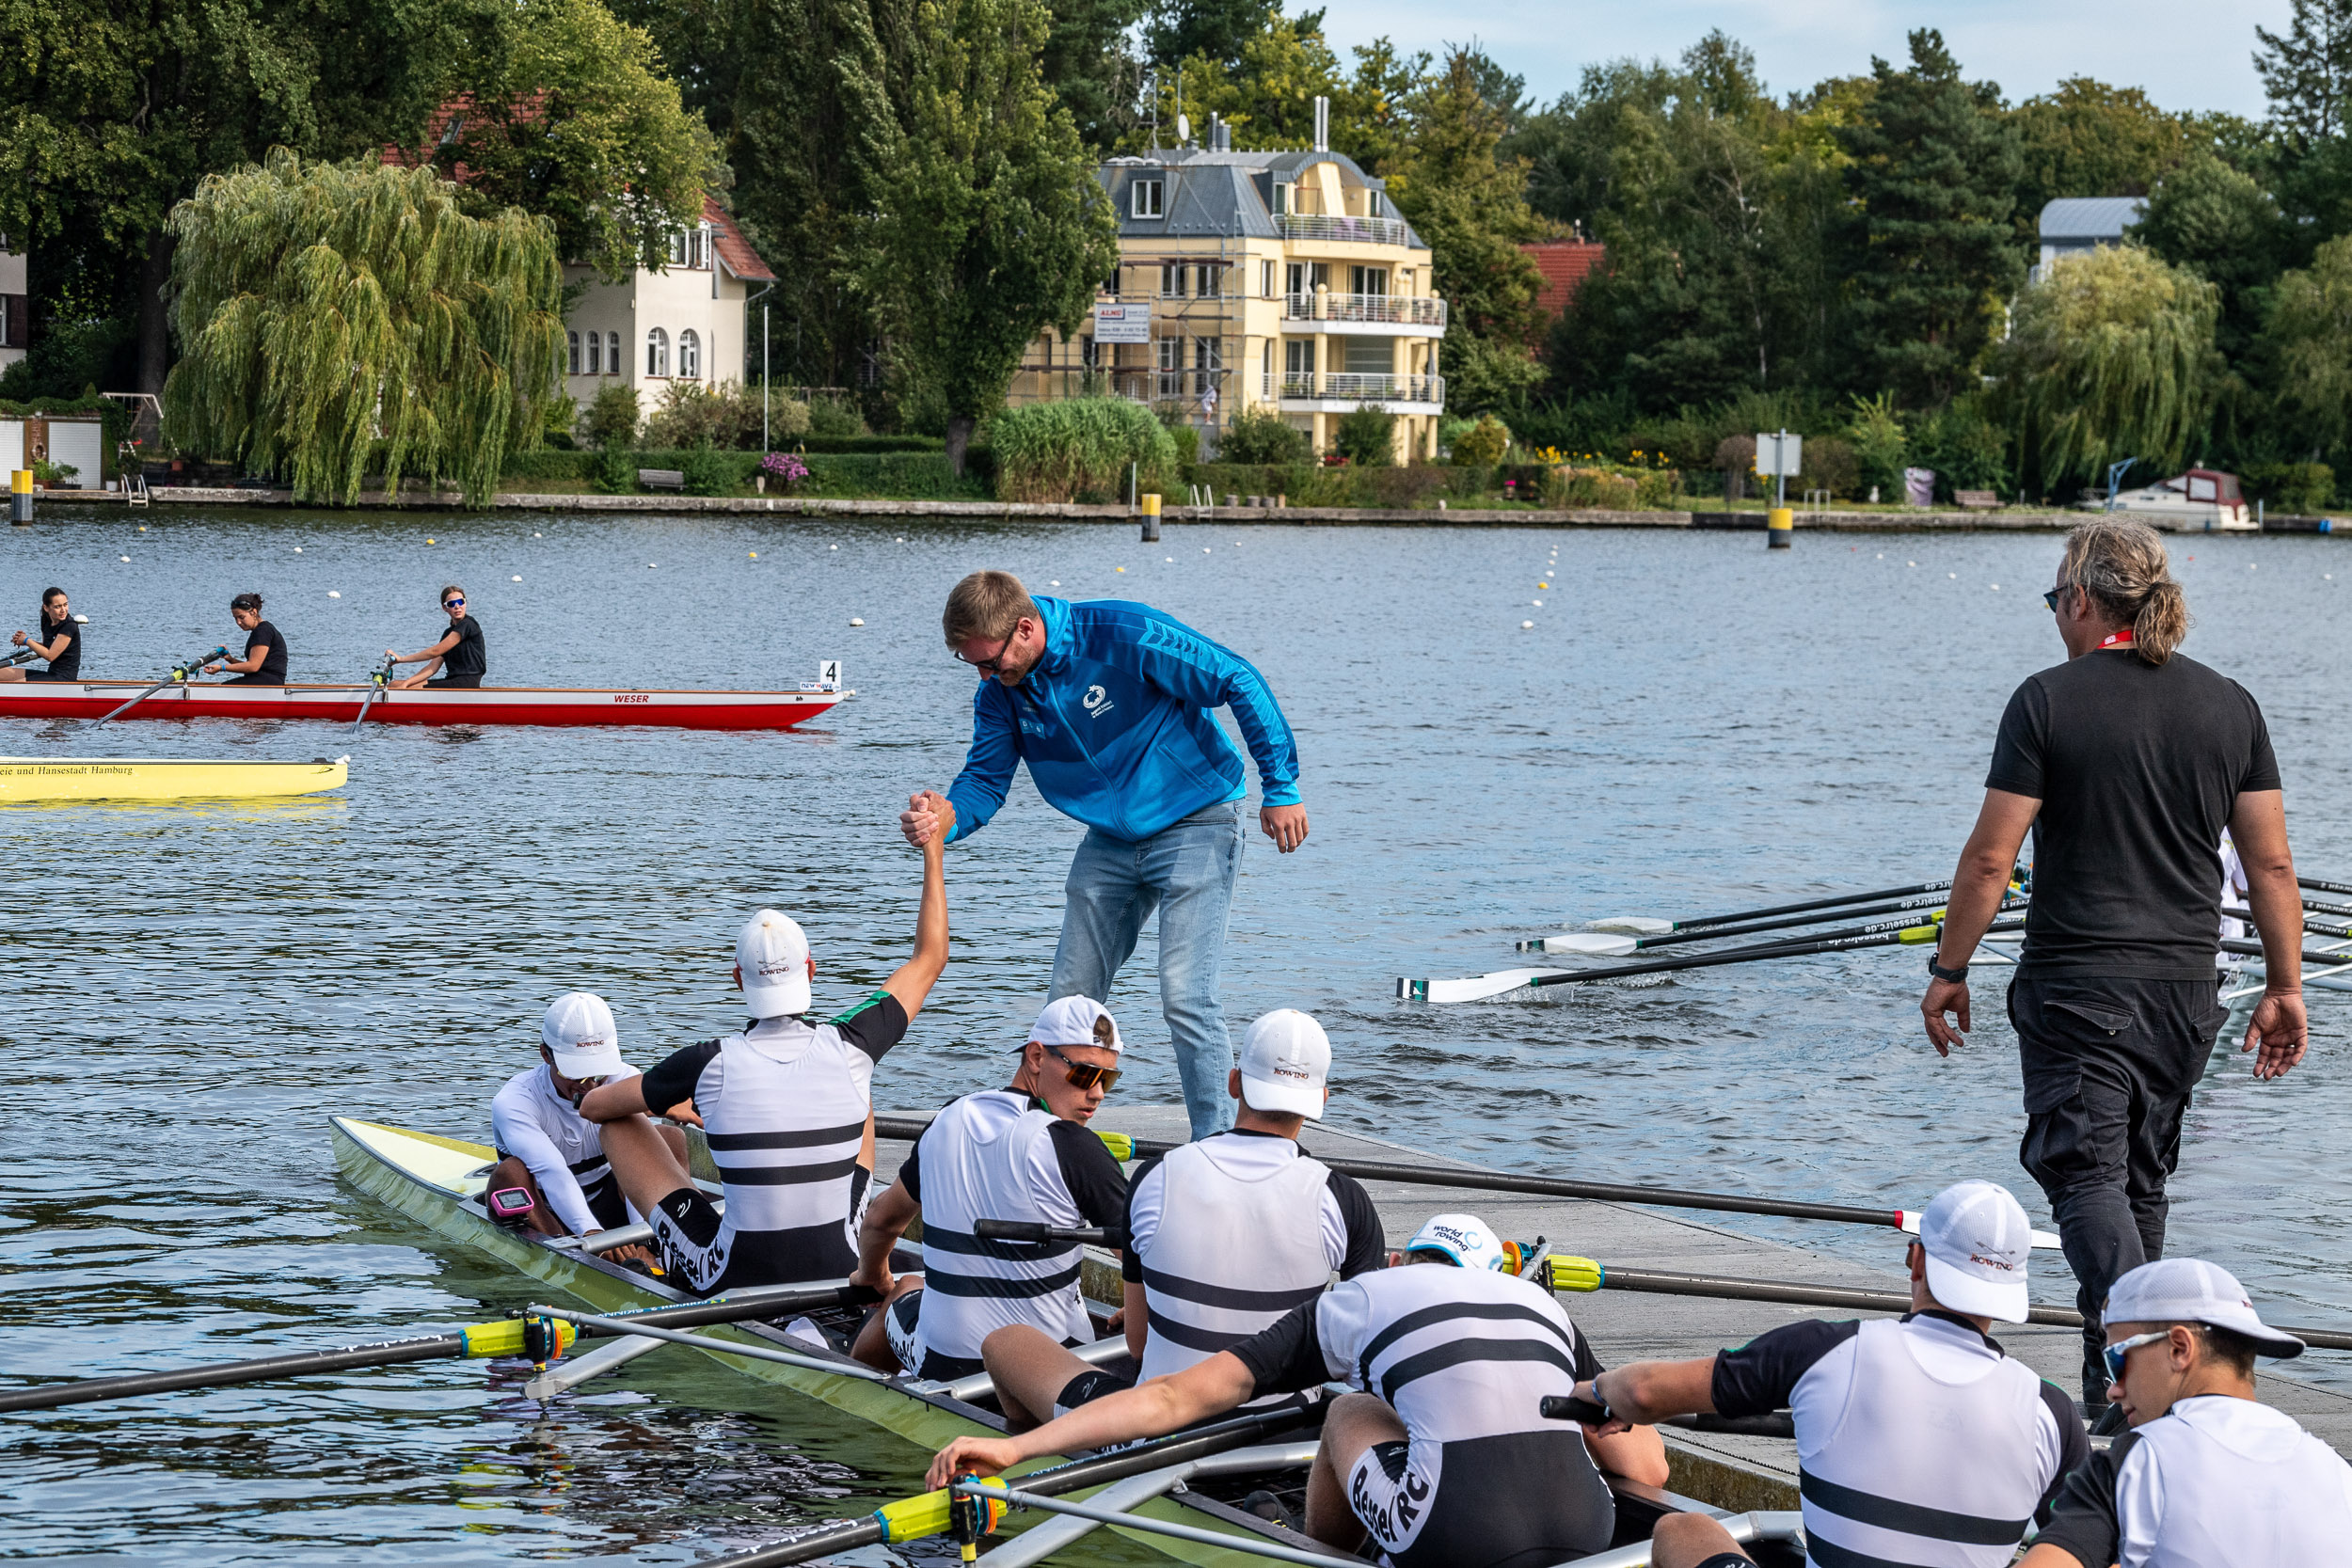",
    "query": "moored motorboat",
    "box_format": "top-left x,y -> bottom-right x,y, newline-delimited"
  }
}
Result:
0,680 -> 847,731
0,754 -> 348,802
329,1116 -> 1746,1567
